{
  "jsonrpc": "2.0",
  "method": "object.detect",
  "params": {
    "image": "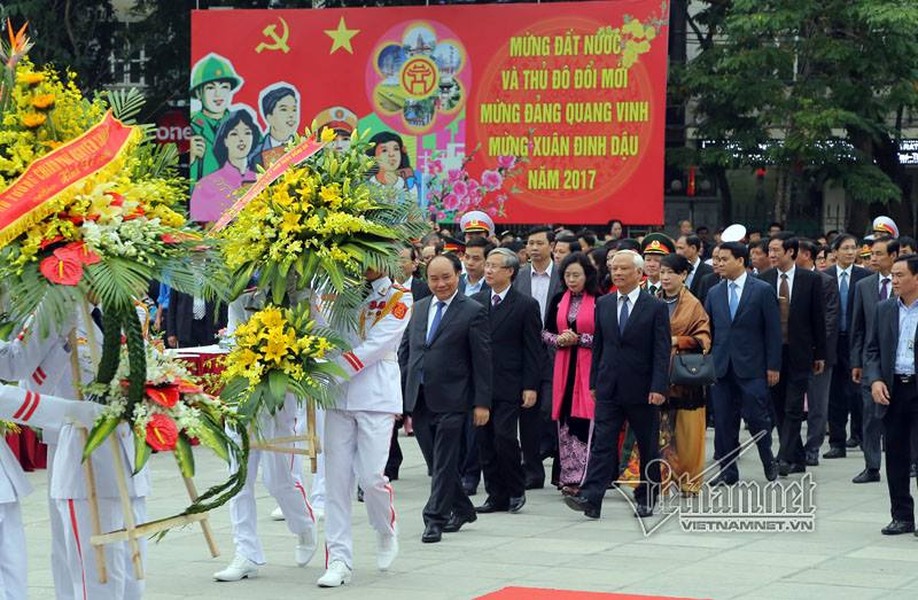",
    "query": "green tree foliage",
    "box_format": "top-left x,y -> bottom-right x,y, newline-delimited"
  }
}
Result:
678,0 -> 918,225
1,1 -> 118,92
